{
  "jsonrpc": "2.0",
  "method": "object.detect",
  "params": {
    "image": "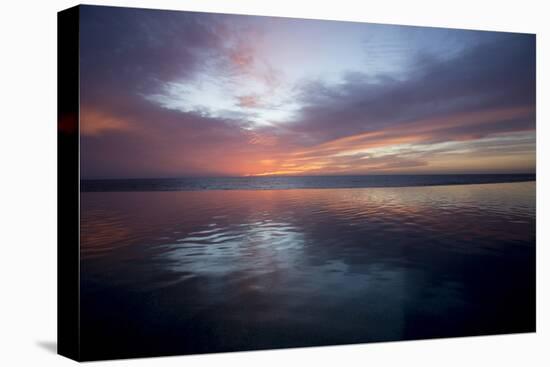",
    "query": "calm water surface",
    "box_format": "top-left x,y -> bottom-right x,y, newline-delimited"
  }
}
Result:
80,182 -> 535,360
81,173 -> 535,191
